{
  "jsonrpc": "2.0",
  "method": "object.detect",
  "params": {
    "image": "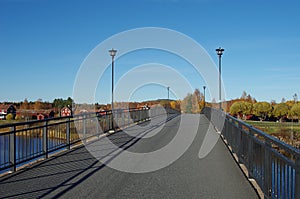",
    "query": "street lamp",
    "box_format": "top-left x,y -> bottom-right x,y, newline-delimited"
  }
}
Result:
203,86 -> 206,107
216,47 -> 224,110
109,48 -> 117,131
167,87 -> 170,101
